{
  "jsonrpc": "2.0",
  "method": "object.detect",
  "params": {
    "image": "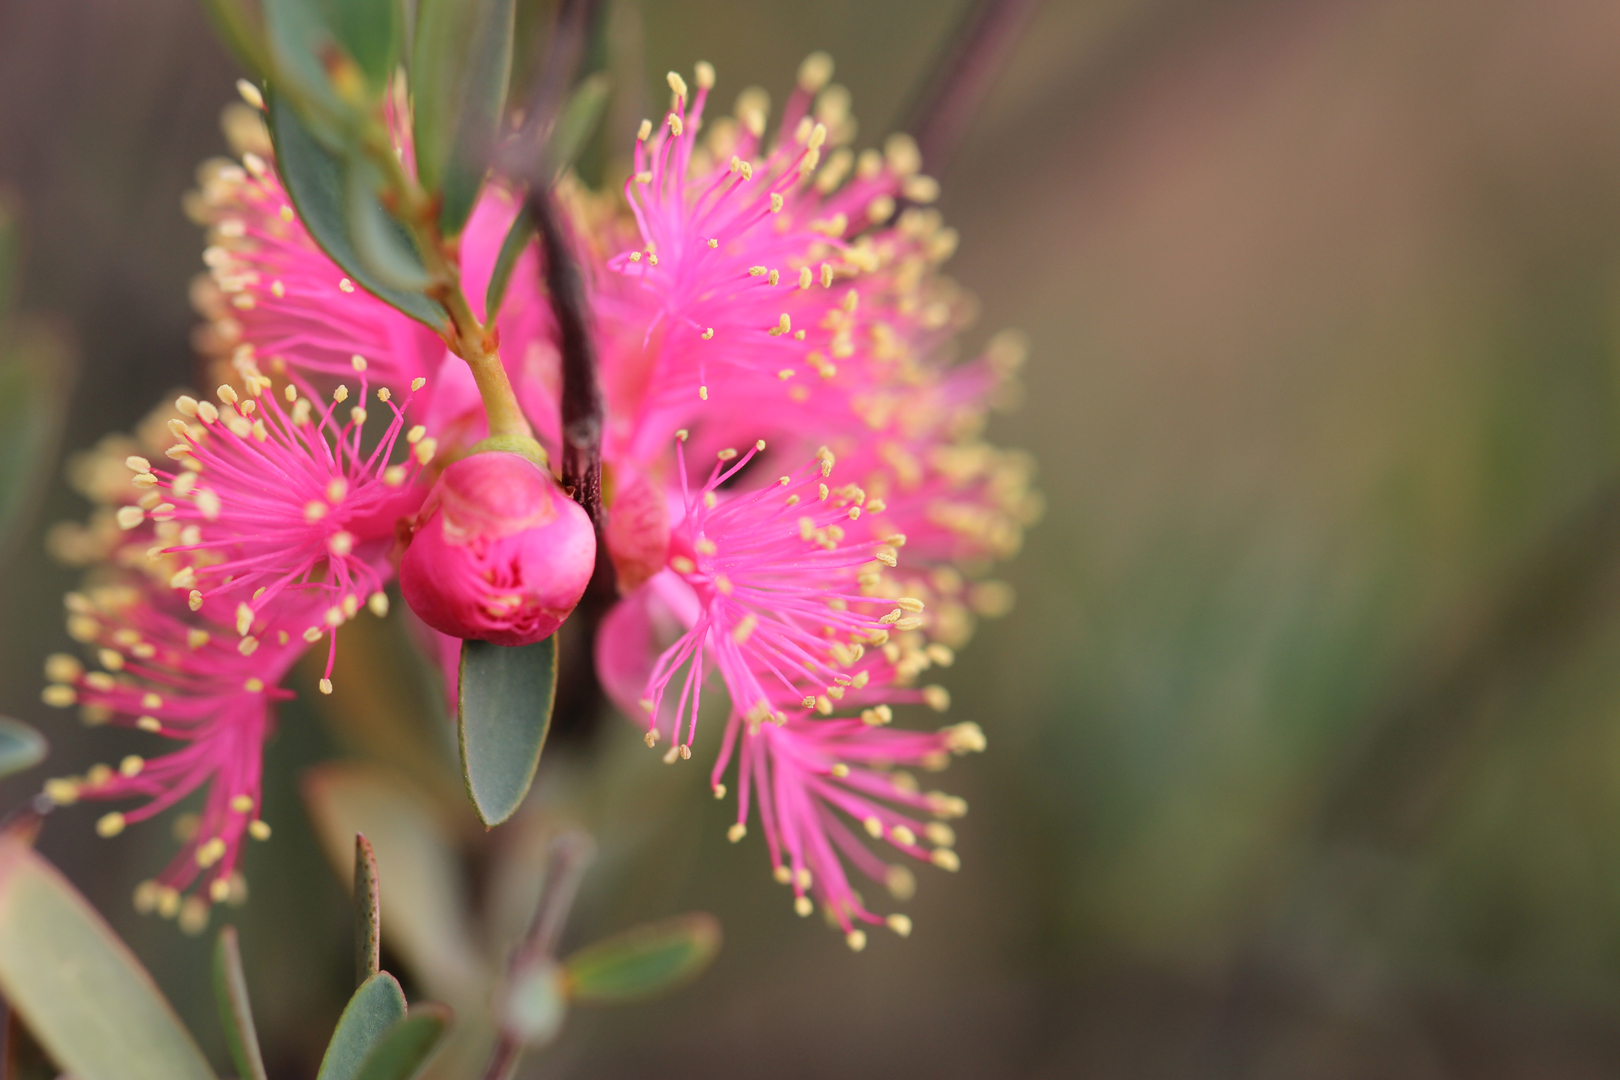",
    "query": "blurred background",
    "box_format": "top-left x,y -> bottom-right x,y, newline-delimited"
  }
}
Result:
8,0 -> 1620,1076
